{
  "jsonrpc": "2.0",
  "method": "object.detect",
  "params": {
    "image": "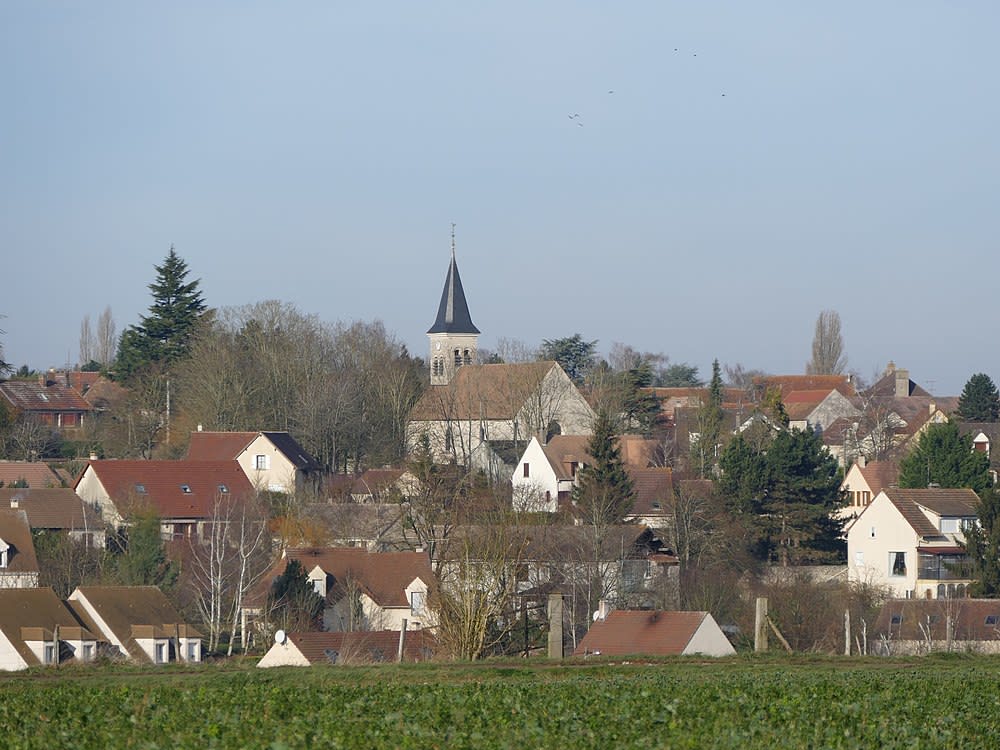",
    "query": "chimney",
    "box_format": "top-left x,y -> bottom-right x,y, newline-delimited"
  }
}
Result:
596,599 -> 612,622
929,402 -> 936,416
197,424 -> 203,432
89,452 -> 98,461
895,369 -> 910,399
9,498 -> 18,509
